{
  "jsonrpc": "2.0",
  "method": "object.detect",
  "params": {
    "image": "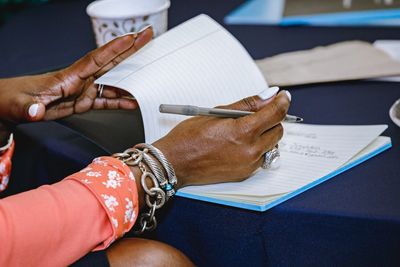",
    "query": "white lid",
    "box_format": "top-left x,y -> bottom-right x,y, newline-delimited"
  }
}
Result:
87,0 -> 170,19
